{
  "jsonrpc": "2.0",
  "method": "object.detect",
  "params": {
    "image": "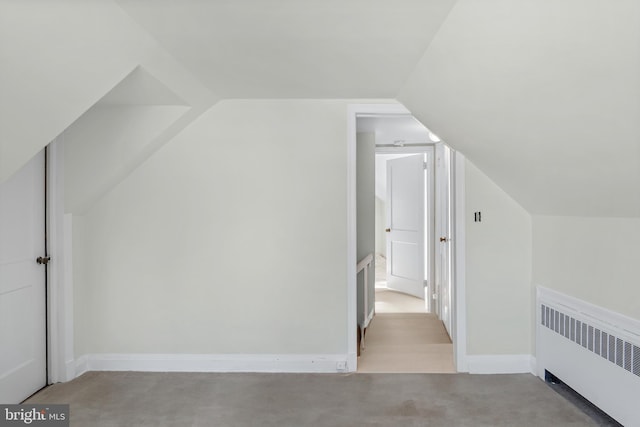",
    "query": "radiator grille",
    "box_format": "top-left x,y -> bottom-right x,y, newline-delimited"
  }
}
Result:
609,335 -> 616,364
616,339 -> 623,368
541,304 -> 640,378
624,343 -> 632,372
